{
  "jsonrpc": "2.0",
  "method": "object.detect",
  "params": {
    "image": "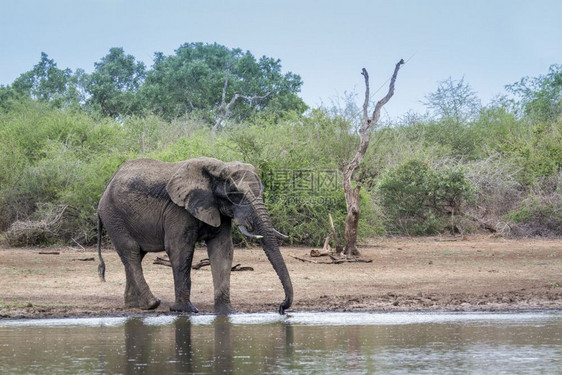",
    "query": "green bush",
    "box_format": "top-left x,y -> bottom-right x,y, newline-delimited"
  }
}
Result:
0,103 -> 131,239
376,159 -> 473,235
500,120 -> 562,185
505,175 -> 562,237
